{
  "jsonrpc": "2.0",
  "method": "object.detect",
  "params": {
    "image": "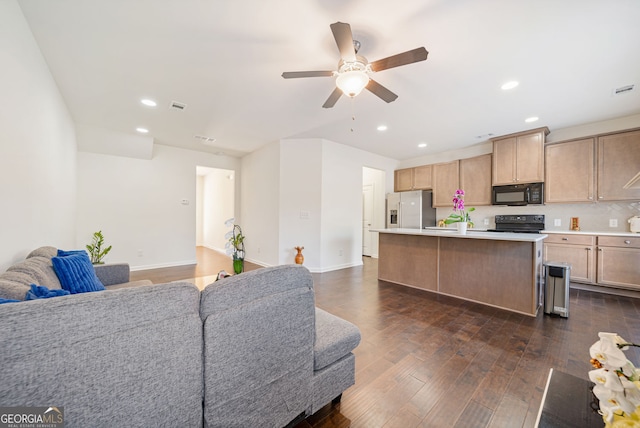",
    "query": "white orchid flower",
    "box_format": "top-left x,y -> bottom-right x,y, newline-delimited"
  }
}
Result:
591,337 -> 628,369
589,368 -> 624,391
594,384 -> 636,419
599,332 -> 631,350
224,218 -> 235,227
224,231 -> 234,240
